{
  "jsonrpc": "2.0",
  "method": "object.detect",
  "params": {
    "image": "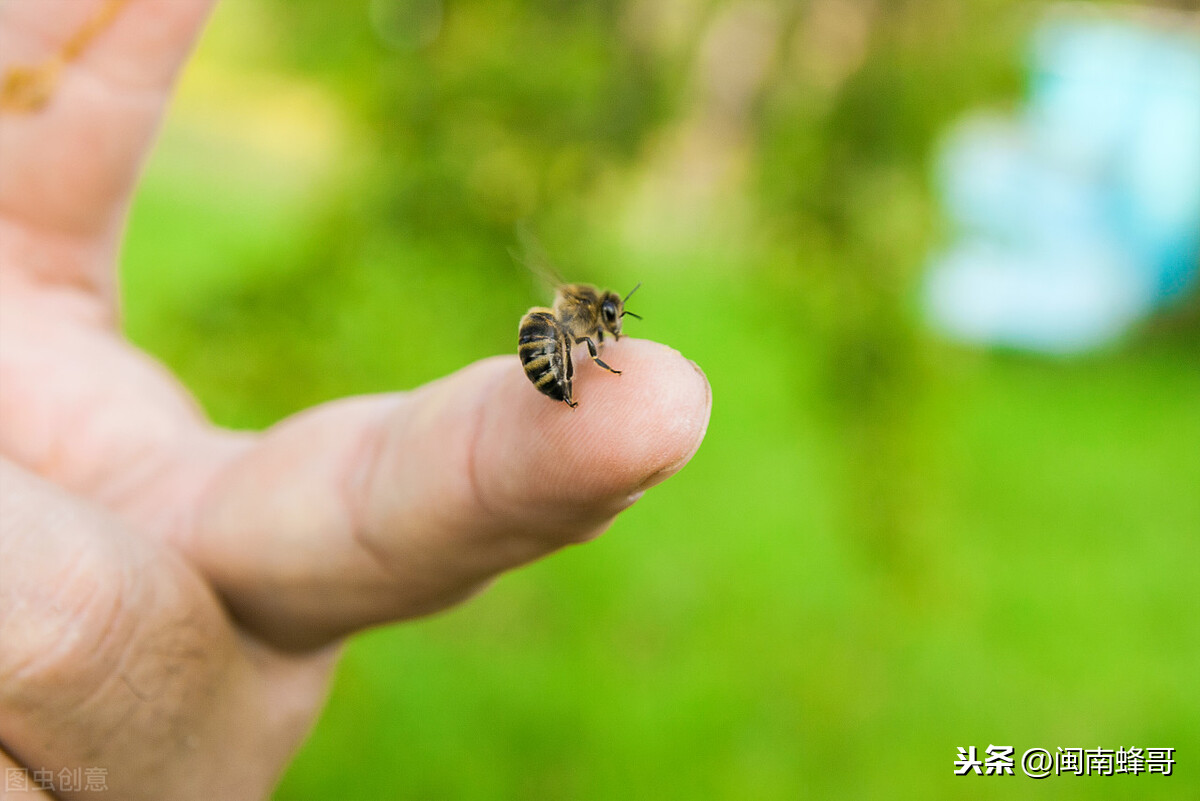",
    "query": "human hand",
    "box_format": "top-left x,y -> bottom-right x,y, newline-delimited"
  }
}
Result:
0,2 -> 711,799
